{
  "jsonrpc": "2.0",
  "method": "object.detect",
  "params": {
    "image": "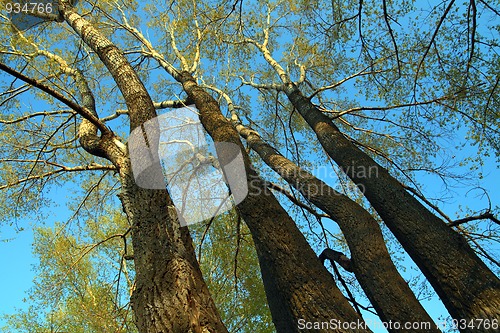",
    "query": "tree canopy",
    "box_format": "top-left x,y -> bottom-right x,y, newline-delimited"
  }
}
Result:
1,0 -> 499,332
